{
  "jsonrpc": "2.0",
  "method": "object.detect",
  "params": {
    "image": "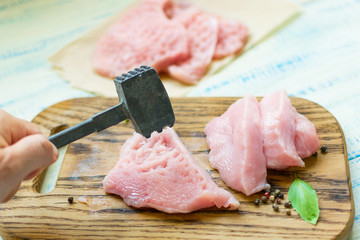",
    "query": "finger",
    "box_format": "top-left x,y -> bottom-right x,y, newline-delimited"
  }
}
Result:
0,110 -> 41,147
0,135 -> 57,202
1,183 -> 21,203
11,118 -> 42,144
24,168 -> 43,181
7,134 -> 58,180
